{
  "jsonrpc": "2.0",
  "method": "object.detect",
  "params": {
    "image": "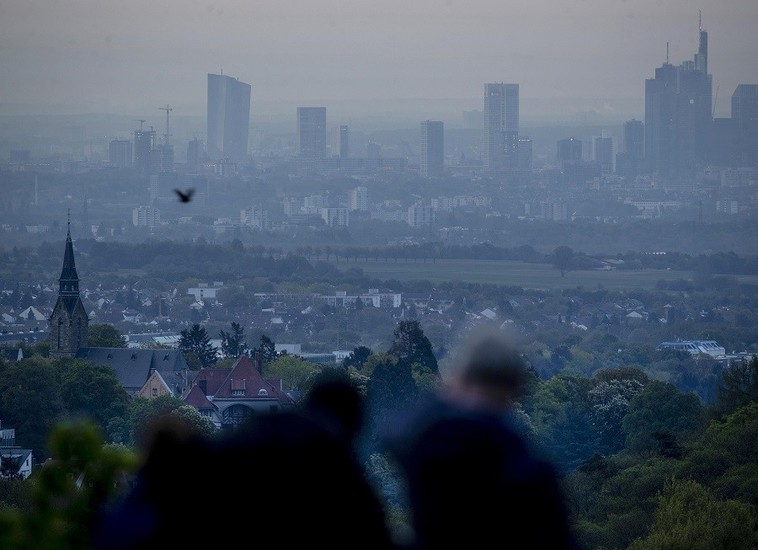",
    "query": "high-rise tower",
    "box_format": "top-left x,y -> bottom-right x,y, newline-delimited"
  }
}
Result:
298,107 -> 327,159
420,120 -> 444,178
484,83 -> 519,172
49,217 -> 89,358
207,73 -> 251,164
645,18 -> 712,179
731,84 -> 758,167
